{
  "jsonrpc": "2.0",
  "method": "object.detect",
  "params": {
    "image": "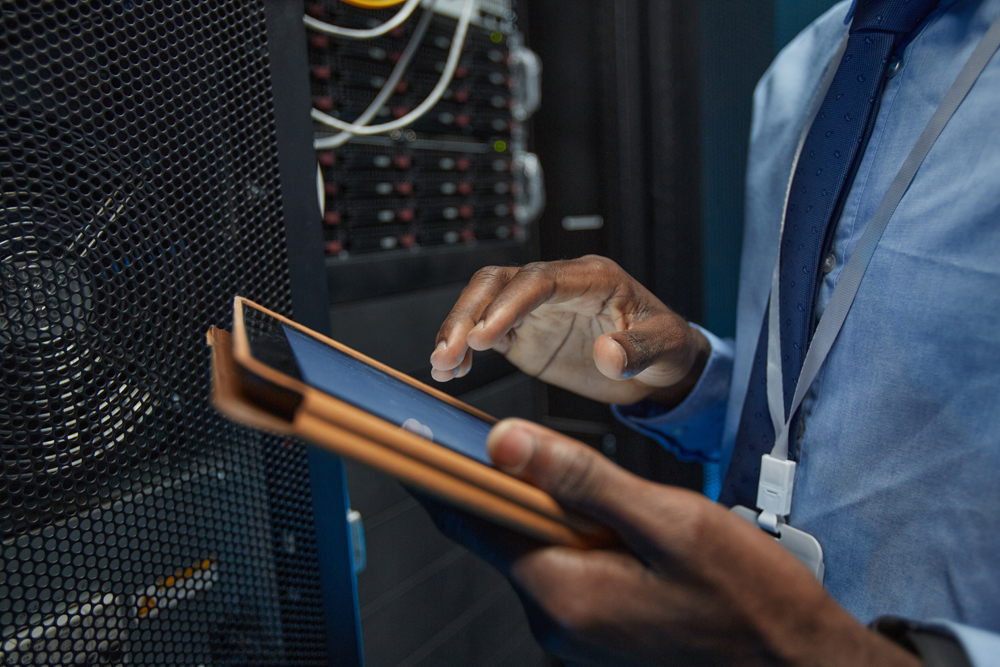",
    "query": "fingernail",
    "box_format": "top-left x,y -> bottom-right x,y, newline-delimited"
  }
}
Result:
488,422 -> 534,473
609,339 -> 632,378
430,342 -> 447,366
472,320 -> 485,332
